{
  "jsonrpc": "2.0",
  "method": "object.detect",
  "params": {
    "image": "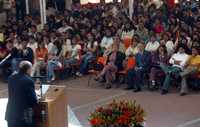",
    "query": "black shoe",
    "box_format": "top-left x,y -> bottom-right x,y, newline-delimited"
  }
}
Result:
124,87 -> 134,90
133,88 -> 141,92
180,93 -> 187,96
105,86 -> 111,89
94,77 -> 99,81
161,90 -> 168,95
